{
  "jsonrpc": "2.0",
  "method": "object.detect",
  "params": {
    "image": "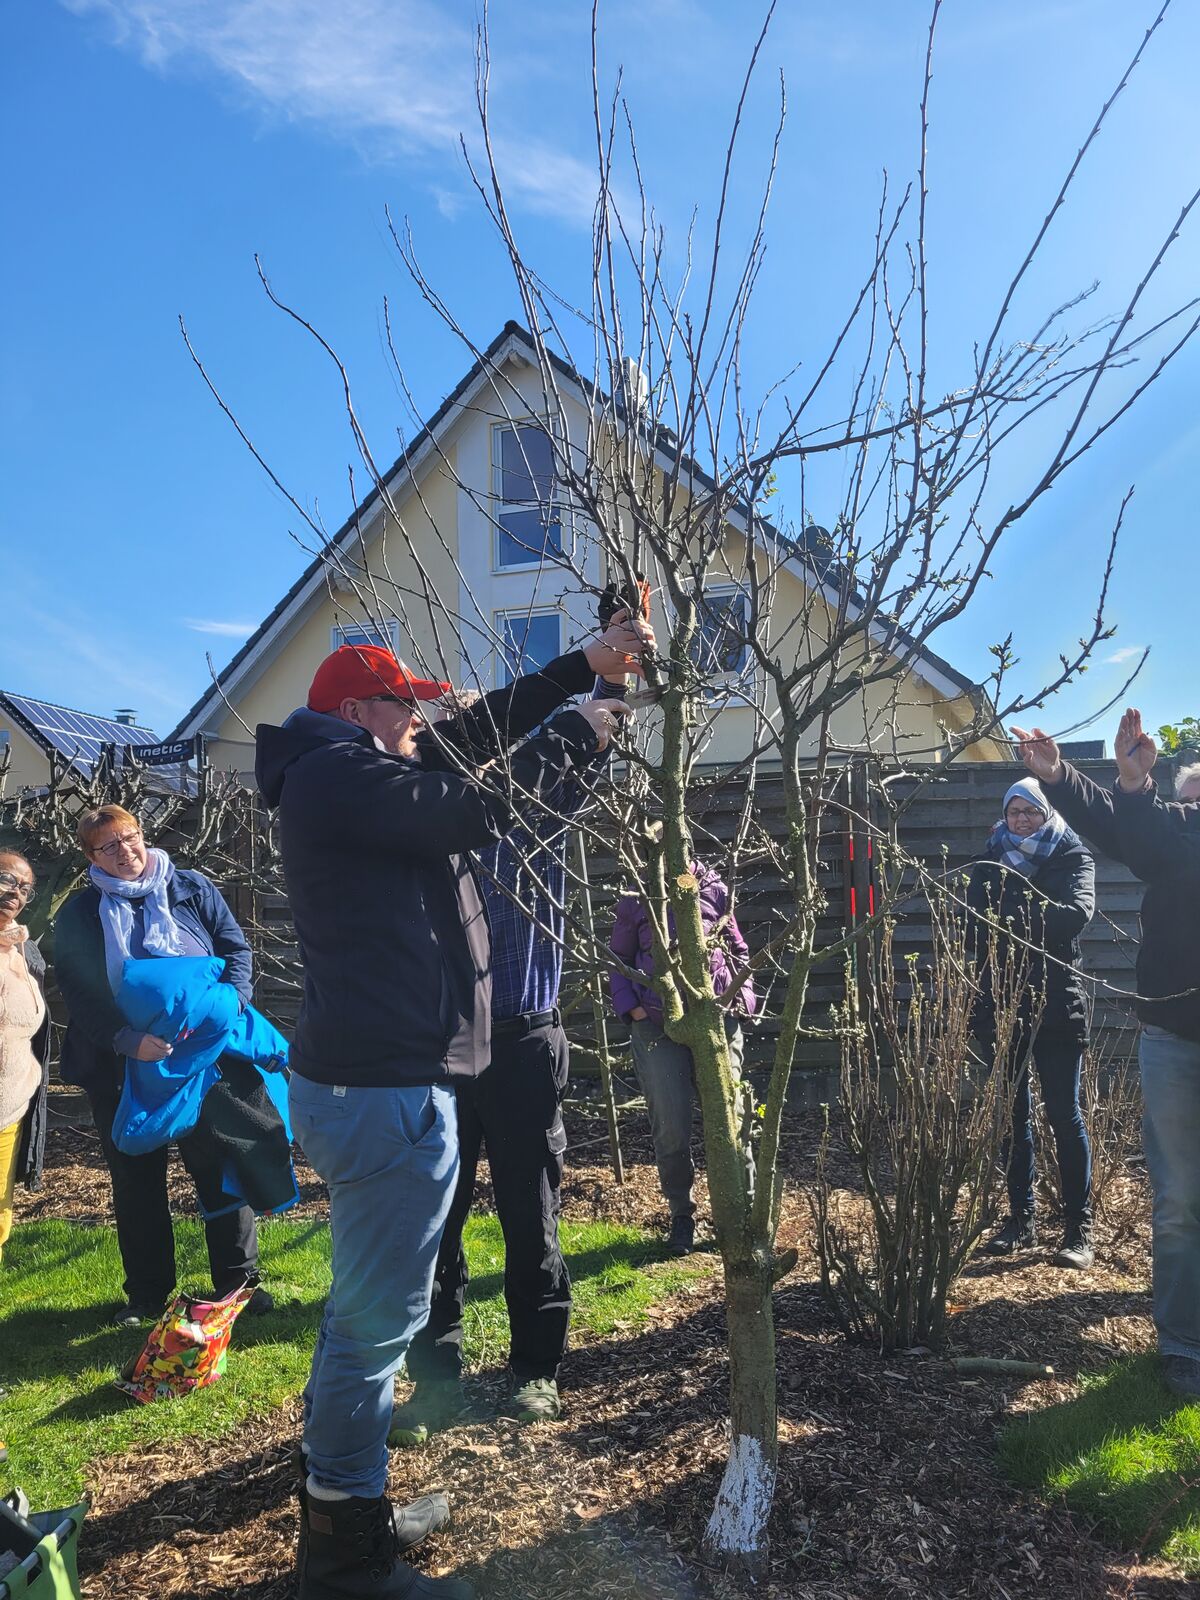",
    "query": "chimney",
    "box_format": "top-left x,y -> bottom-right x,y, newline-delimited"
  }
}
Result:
619,355 -> 649,418
114,709 -> 138,726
